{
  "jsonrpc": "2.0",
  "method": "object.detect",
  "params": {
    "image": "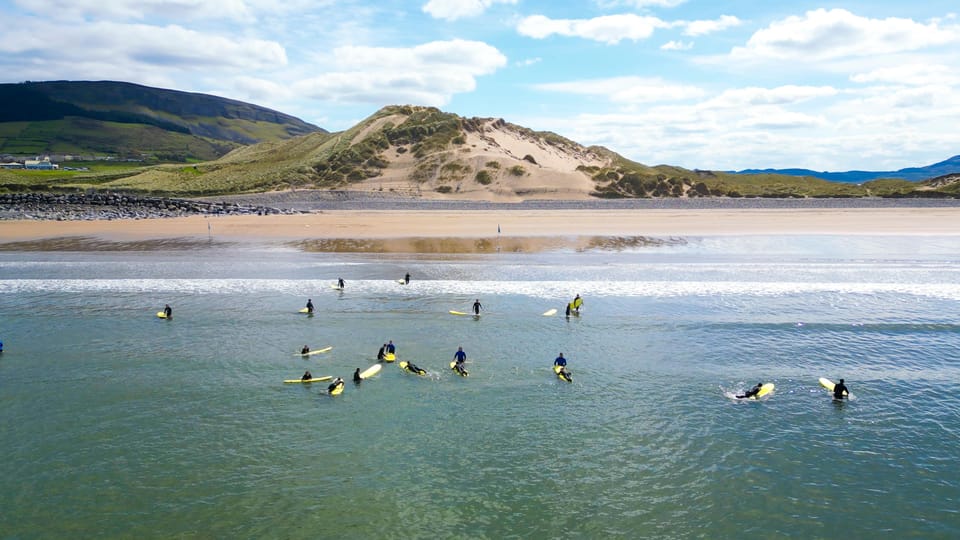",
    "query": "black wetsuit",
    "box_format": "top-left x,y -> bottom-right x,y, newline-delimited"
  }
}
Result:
164,306 -> 173,318
306,300 -> 314,313
738,385 -> 763,399
353,369 -> 362,382
405,273 -> 410,284
377,346 -> 386,361
473,301 -> 482,315
834,382 -> 849,399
